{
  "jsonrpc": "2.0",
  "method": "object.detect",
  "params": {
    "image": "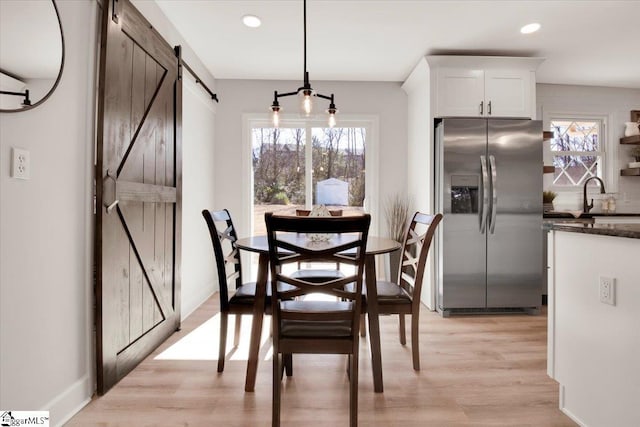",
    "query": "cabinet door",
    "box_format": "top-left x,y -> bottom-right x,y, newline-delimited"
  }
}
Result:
484,69 -> 531,118
436,68 -> 484,117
